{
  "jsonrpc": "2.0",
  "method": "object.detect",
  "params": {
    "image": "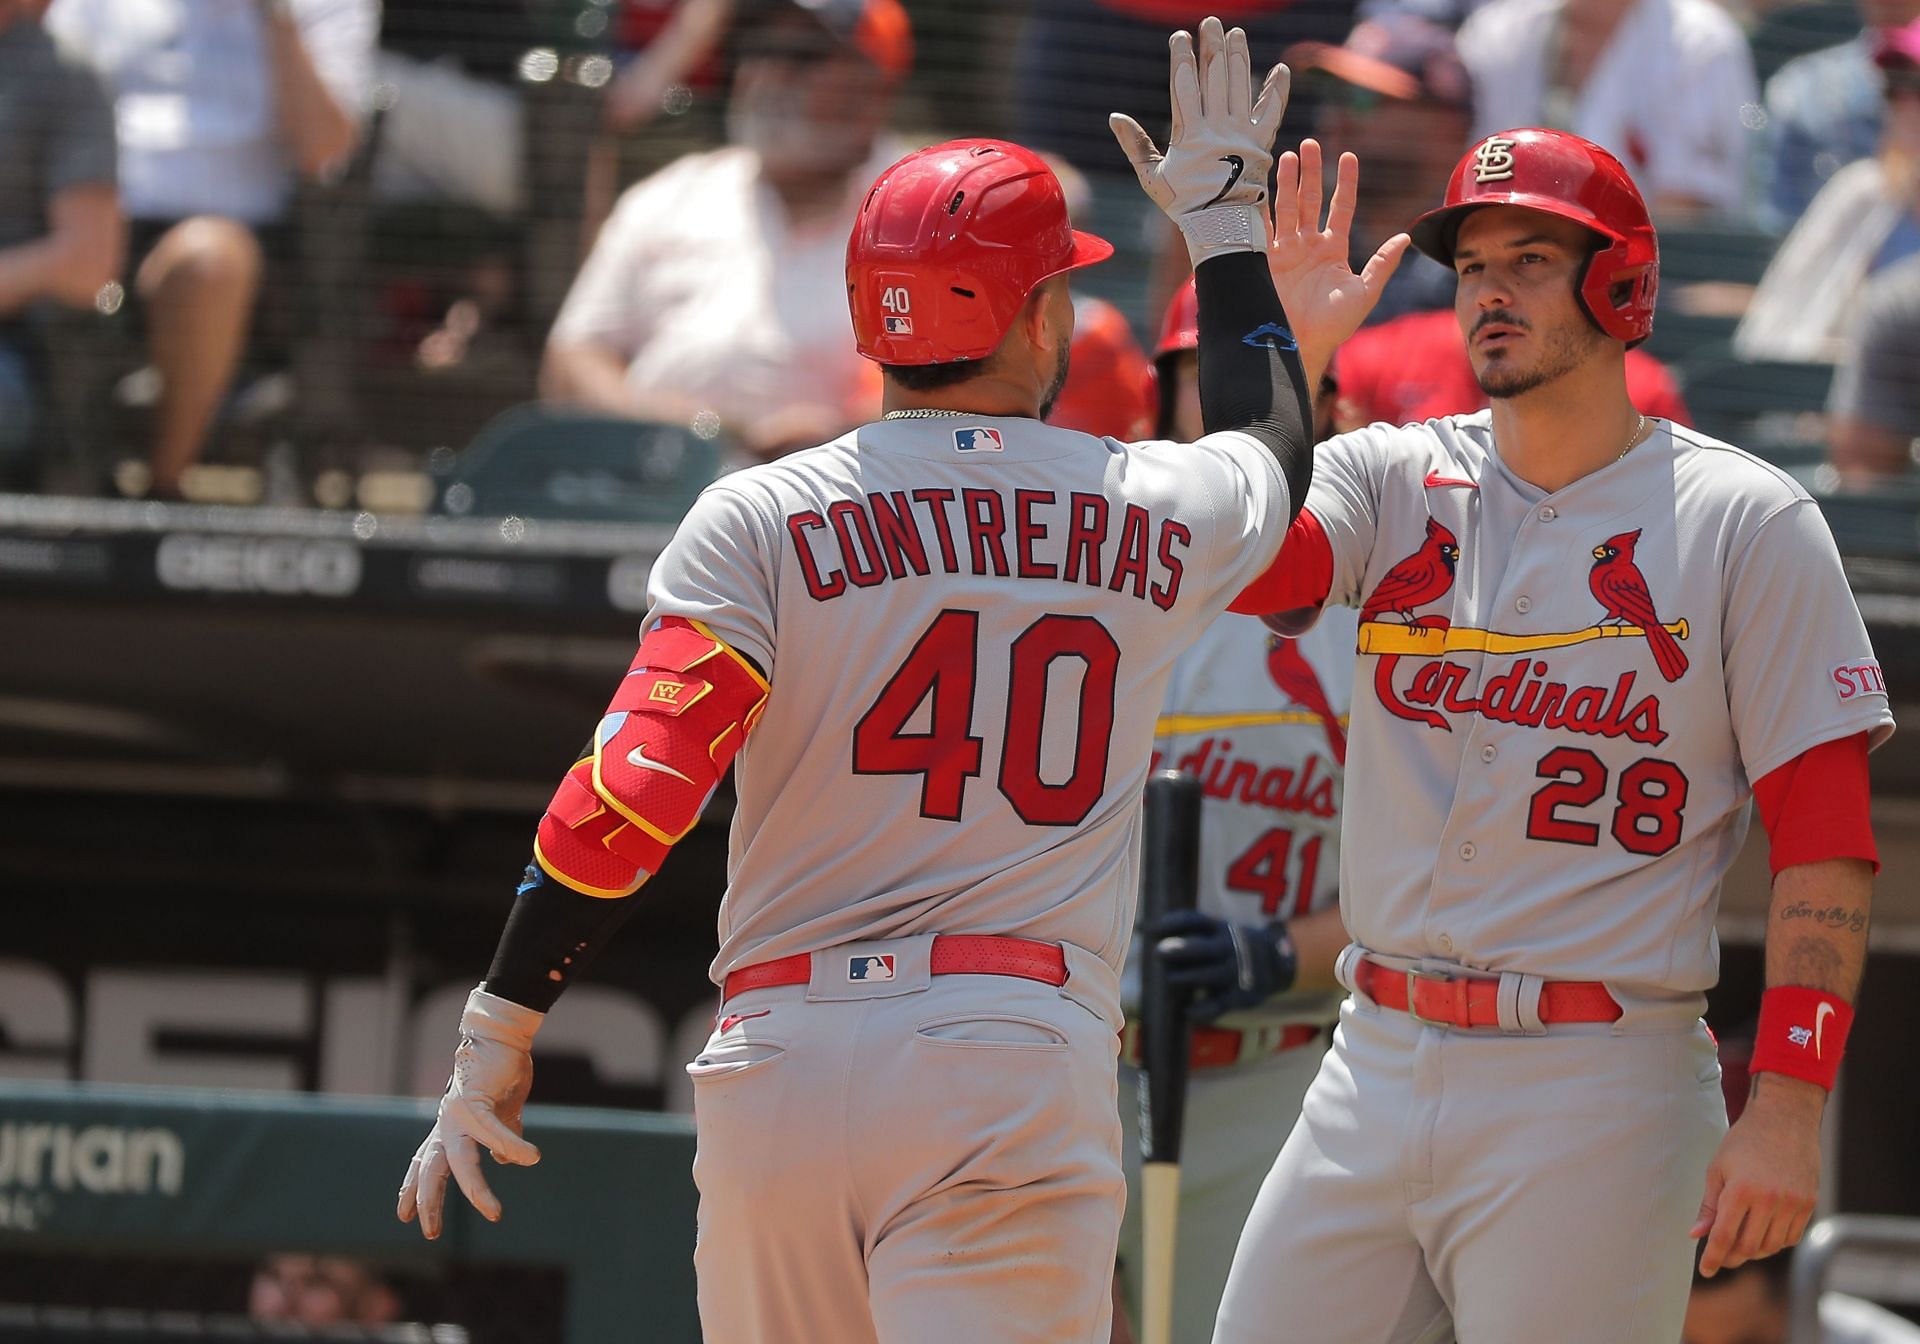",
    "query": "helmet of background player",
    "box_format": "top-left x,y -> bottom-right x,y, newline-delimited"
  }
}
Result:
727,0 -> 913,178
1152,279 -> 1200,439
847,139 -> 1114,365
1408,128 -> 1659,346
1047,295 -> 1157,440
